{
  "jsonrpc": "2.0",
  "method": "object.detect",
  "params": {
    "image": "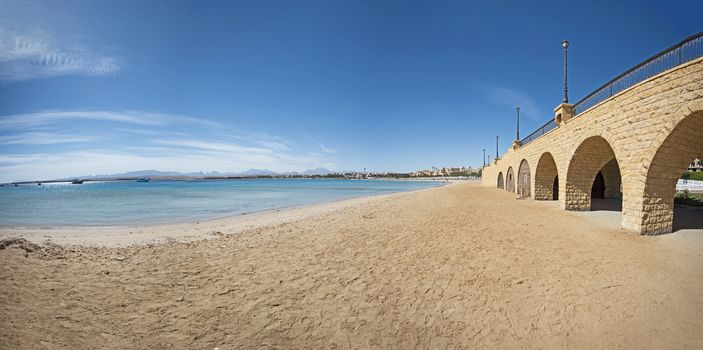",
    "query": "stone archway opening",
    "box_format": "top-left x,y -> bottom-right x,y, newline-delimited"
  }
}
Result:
506,167 -> 515,193
591,172 -> 605,198
534,152 -> 558,200
517,159 -> 531,198
639,111 -> 703,234
497,172 -> 504,189
565,136 -> 622,212
672,158 -> 703,231
590,158 -> 622,211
